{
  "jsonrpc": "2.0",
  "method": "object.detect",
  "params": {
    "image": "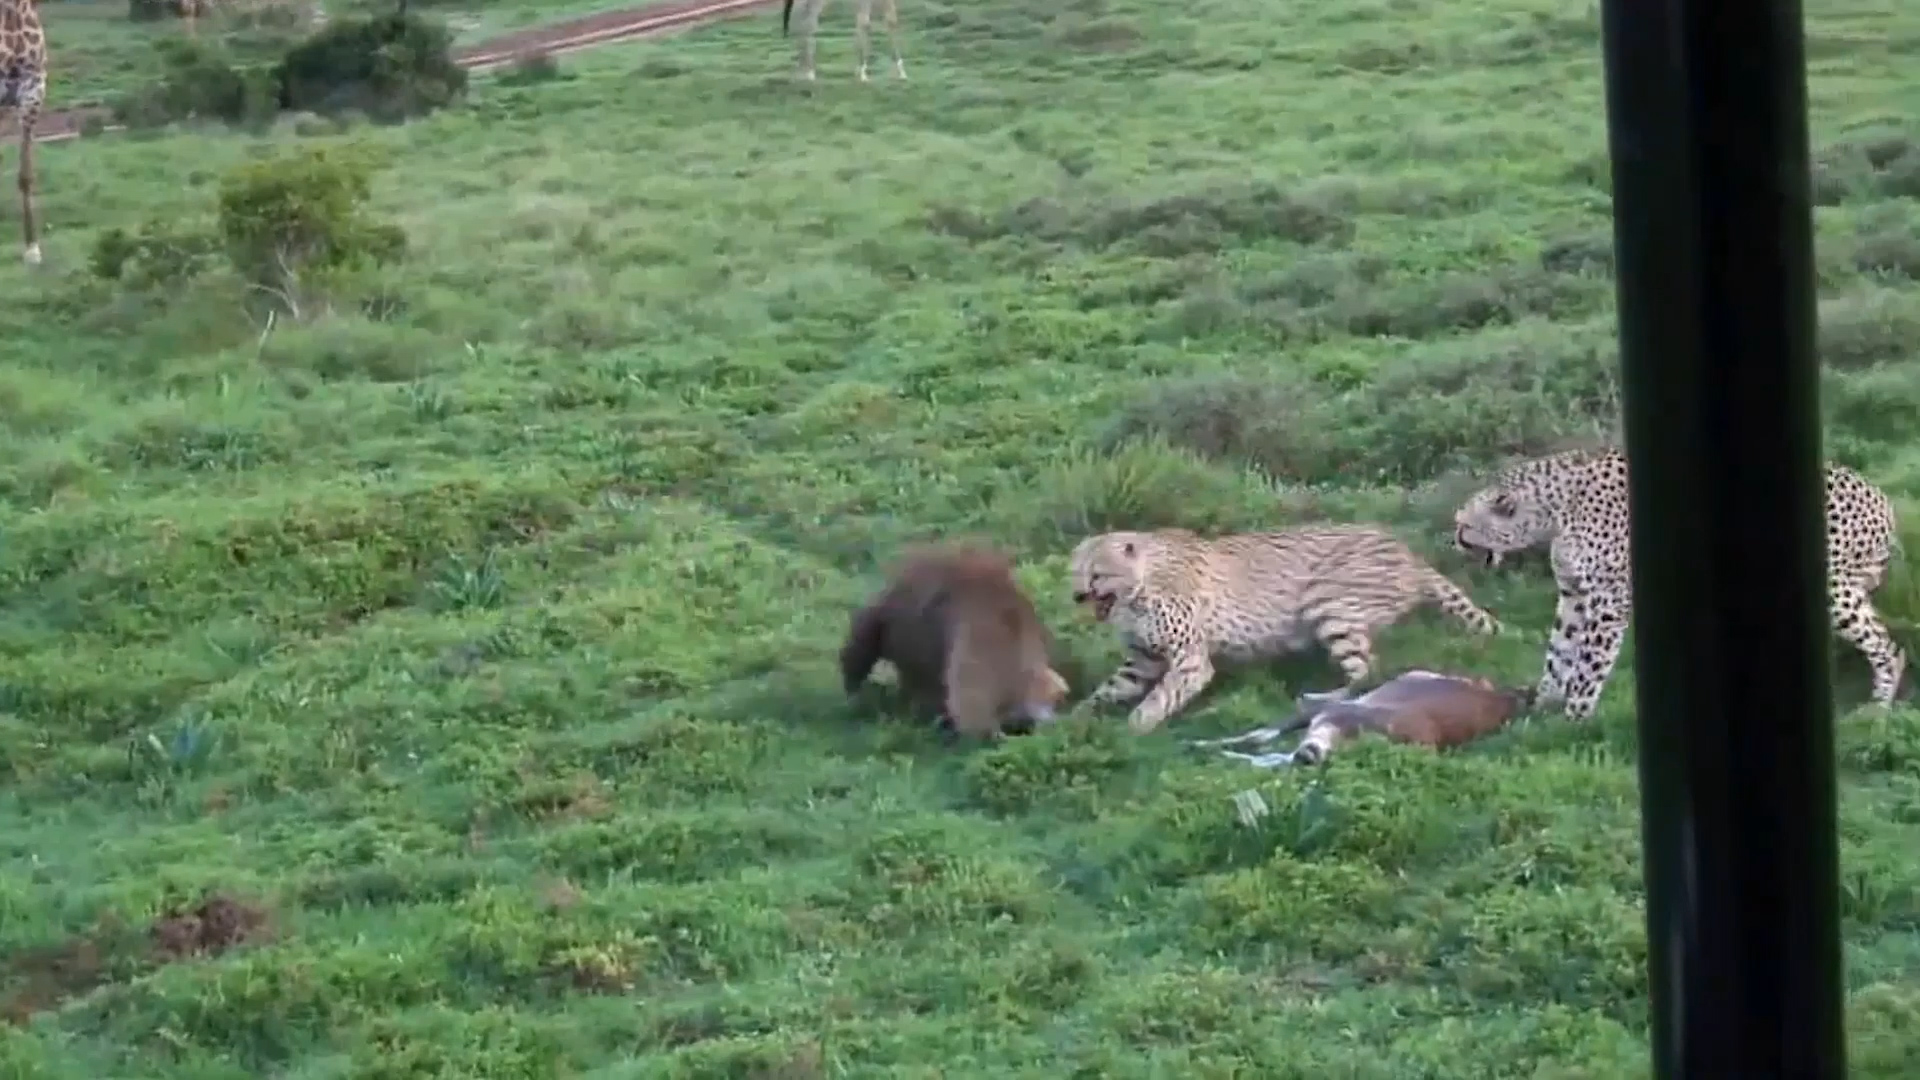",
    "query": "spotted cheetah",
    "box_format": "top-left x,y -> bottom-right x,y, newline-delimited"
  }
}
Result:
1452,445 -> 1906,720
1068,525 -> 1502,734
